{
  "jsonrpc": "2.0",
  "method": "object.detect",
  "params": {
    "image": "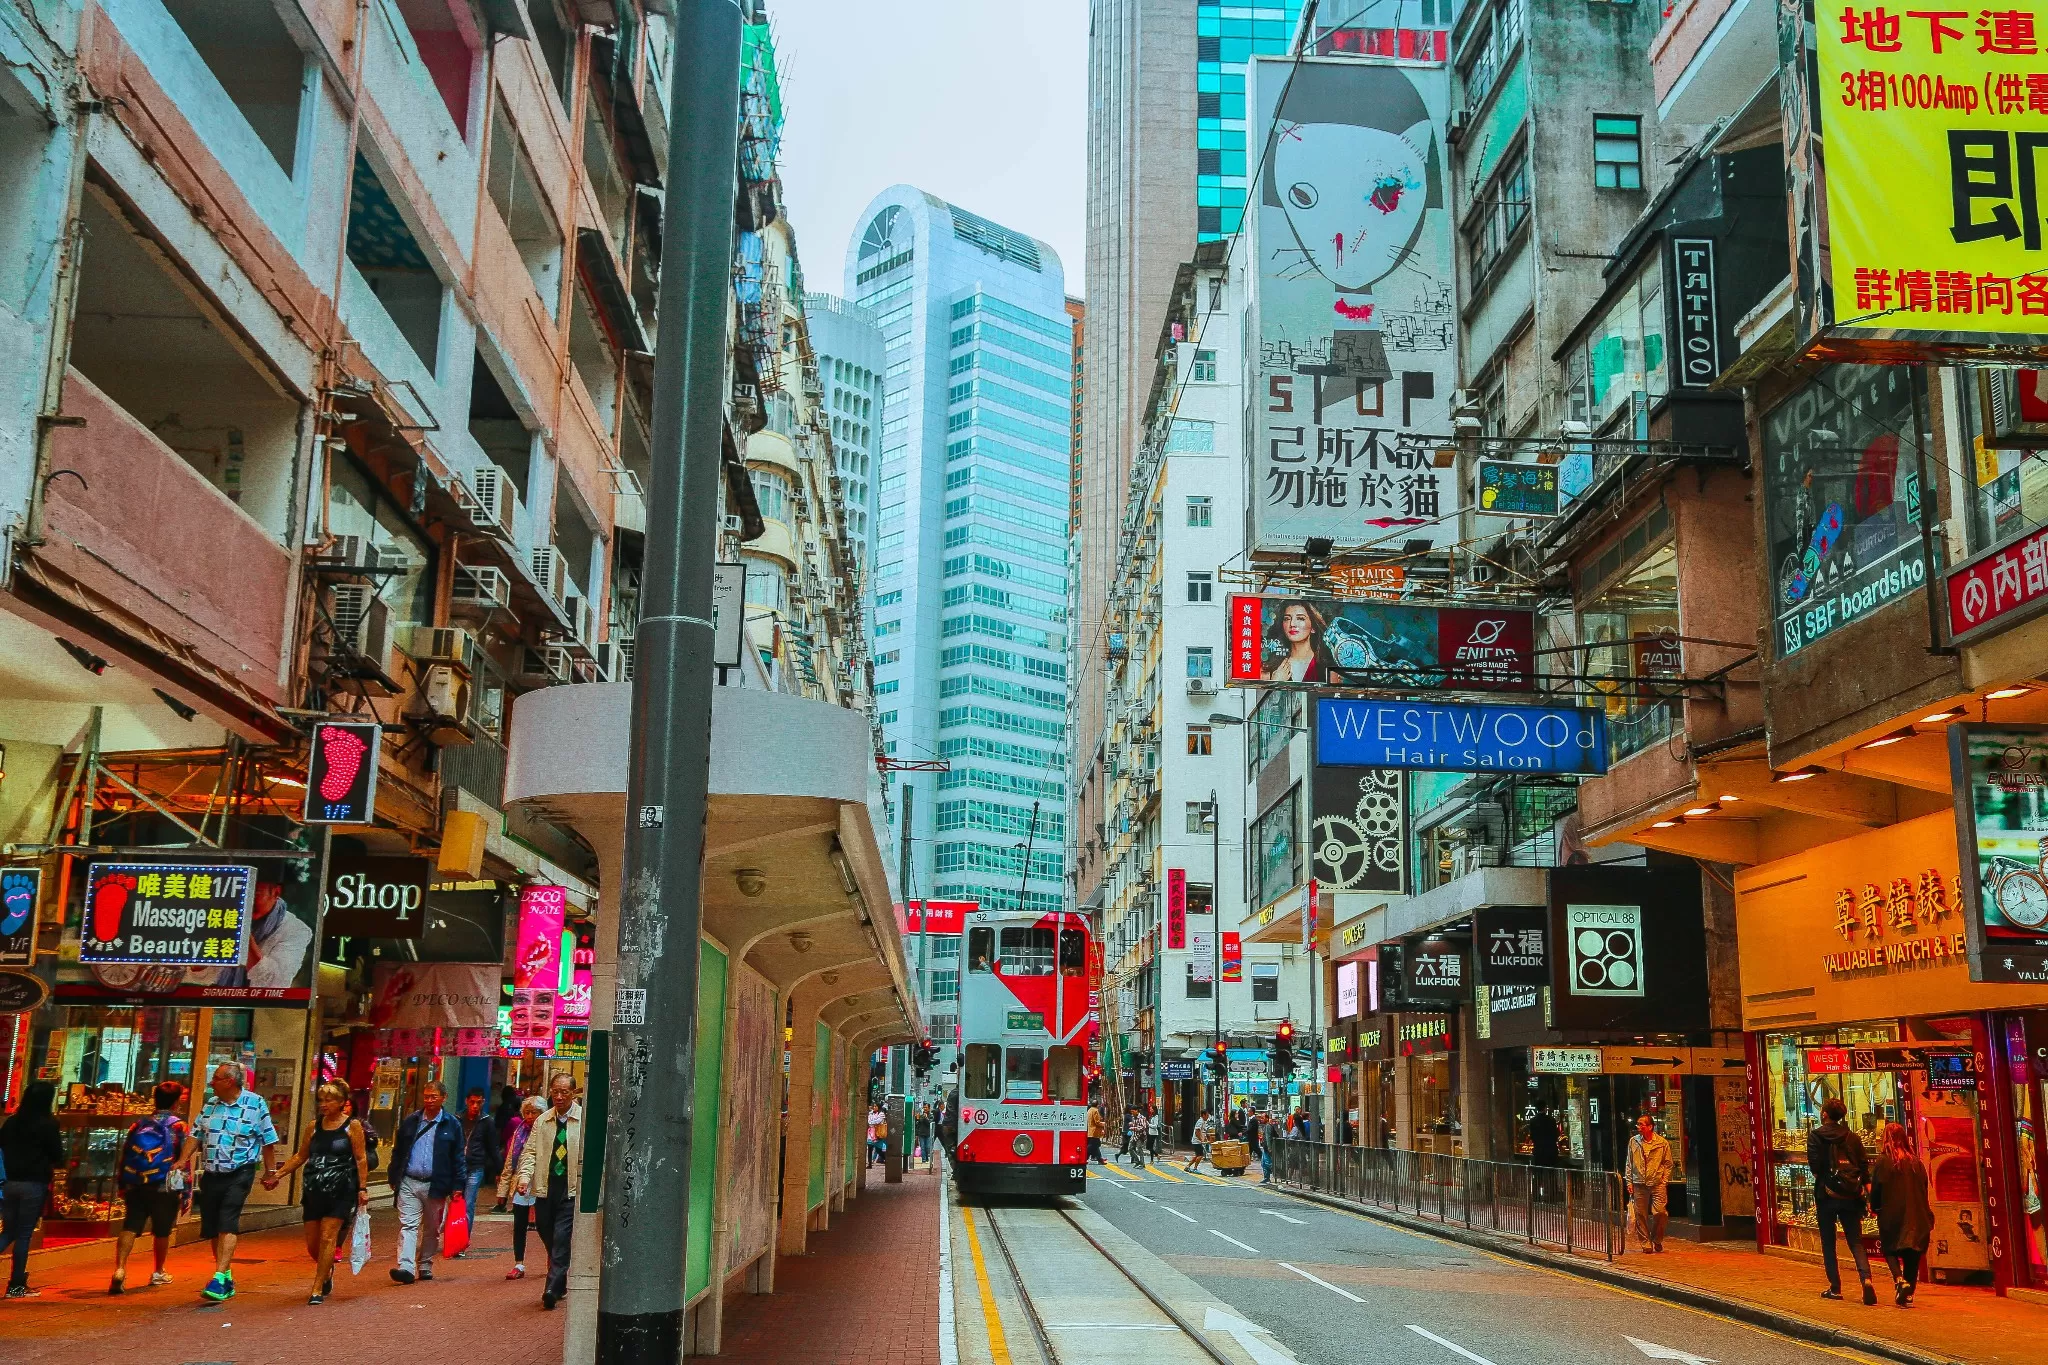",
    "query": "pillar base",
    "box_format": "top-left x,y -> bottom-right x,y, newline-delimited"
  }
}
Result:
596,1309 -> 684,1365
